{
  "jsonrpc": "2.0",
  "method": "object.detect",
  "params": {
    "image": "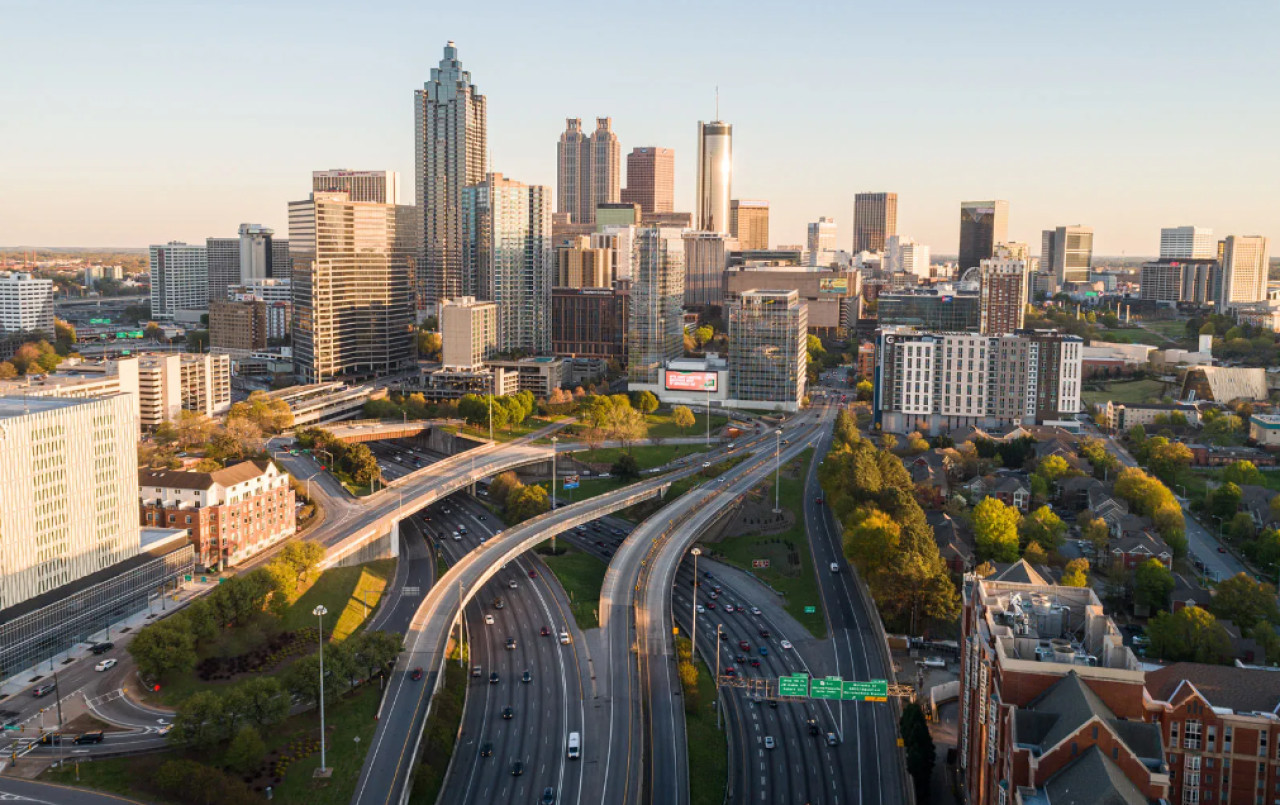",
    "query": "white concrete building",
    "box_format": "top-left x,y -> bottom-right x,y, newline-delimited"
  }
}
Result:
886,235 -> 931,280
440,297 -> 499,369
0,272 -> 54,338
149,242 -> 208,319
1159,226 -> 1215,260
1217,235 -> 1271,309
806,217 -> 838,265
